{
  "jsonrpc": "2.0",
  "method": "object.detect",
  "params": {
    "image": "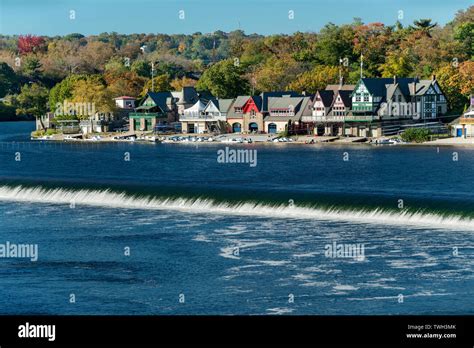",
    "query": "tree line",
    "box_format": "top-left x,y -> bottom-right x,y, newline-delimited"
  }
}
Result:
0,6 -> 472,121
